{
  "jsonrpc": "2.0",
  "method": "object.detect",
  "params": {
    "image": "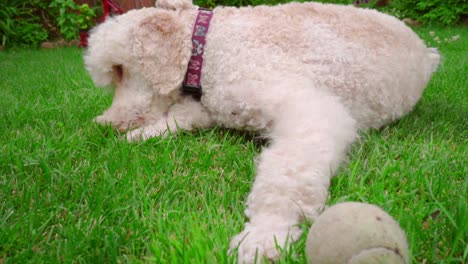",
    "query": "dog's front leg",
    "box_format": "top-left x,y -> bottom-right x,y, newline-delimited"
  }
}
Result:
126,97 -> 214,141
230,90 -> 358,263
